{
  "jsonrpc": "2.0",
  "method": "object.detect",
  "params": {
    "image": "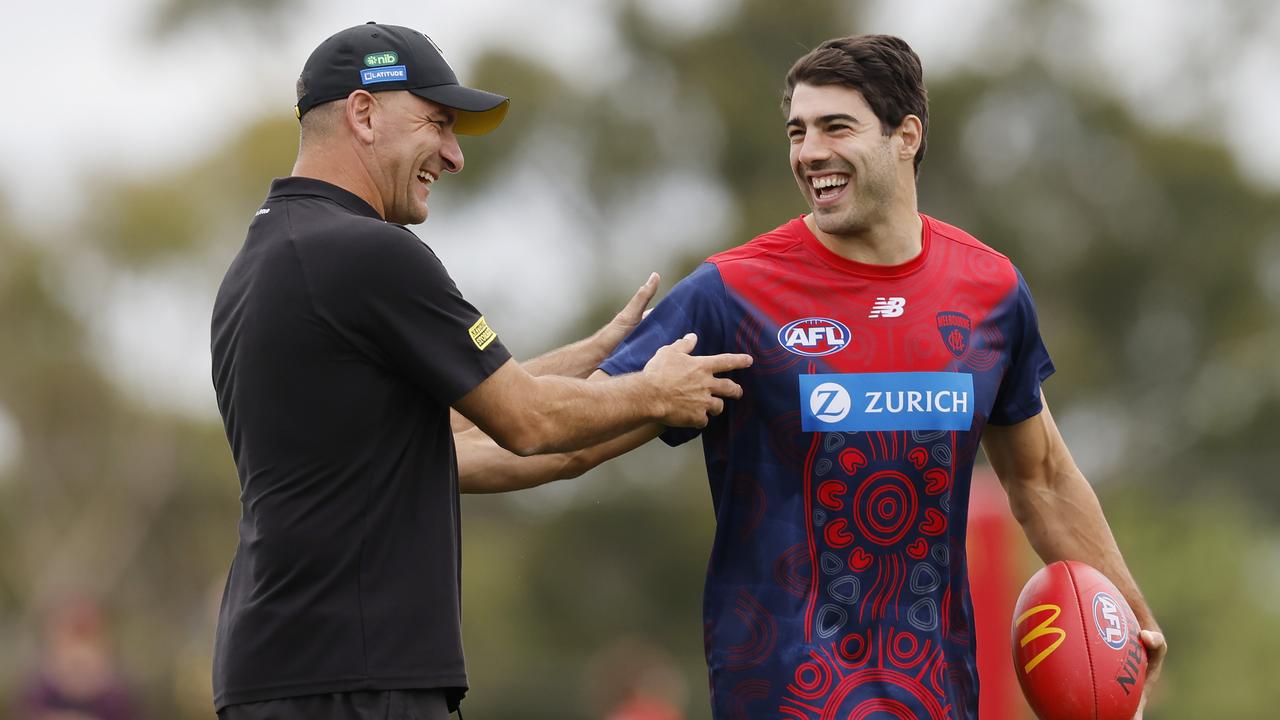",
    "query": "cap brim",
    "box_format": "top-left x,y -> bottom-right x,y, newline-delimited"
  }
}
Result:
411,84 -> 509,136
